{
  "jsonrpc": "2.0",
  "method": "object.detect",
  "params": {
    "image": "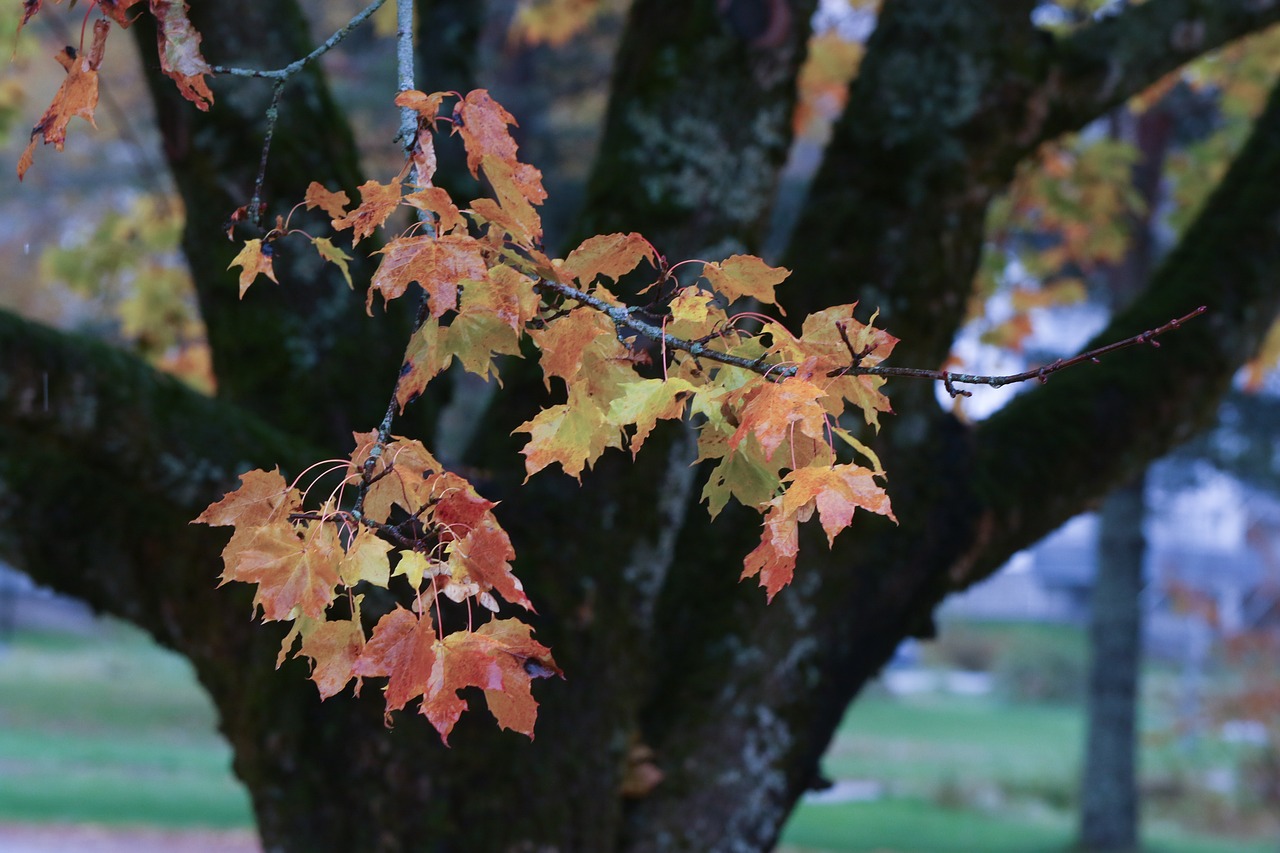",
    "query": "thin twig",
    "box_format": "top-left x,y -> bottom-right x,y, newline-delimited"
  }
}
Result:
538,272 -> 1206,394
211,0 -> 388,79
246,80 -> 286,230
